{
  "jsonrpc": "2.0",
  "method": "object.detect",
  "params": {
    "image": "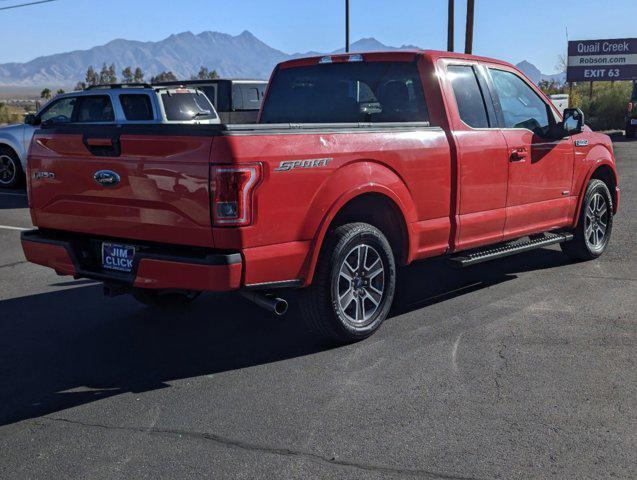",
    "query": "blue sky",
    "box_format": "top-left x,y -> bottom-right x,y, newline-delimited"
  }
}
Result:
0,0 -> 634,73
